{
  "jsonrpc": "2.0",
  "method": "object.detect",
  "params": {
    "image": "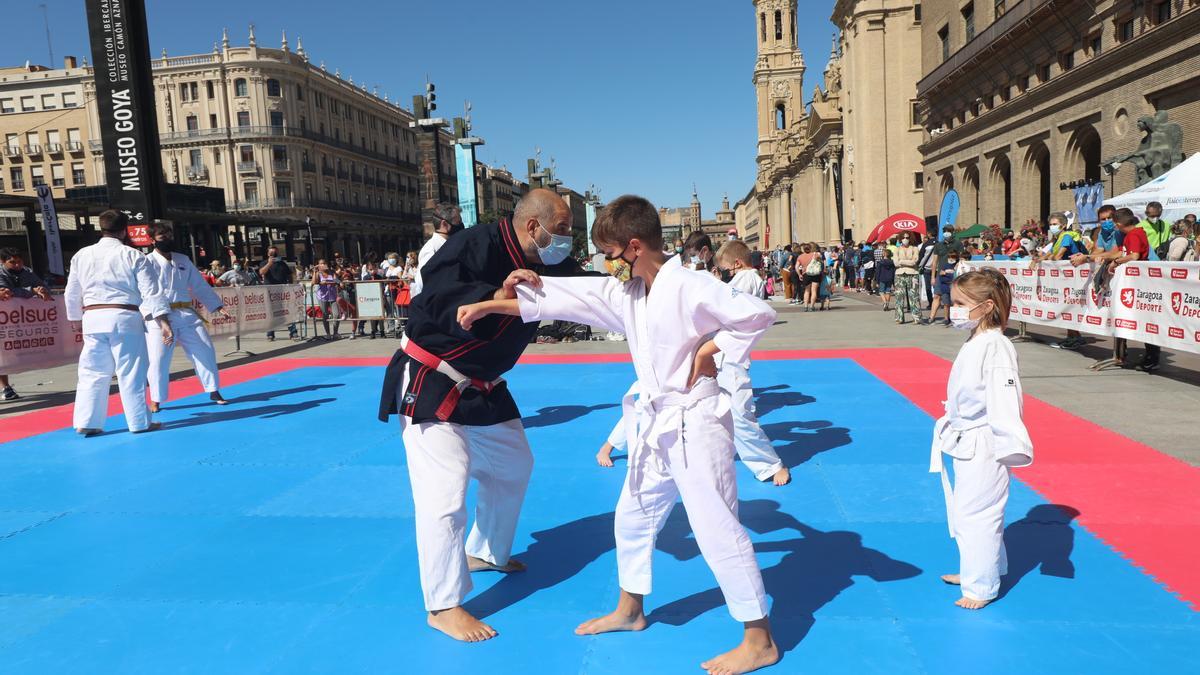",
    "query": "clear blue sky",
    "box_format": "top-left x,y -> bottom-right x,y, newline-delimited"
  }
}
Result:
4,0 -> 834,218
